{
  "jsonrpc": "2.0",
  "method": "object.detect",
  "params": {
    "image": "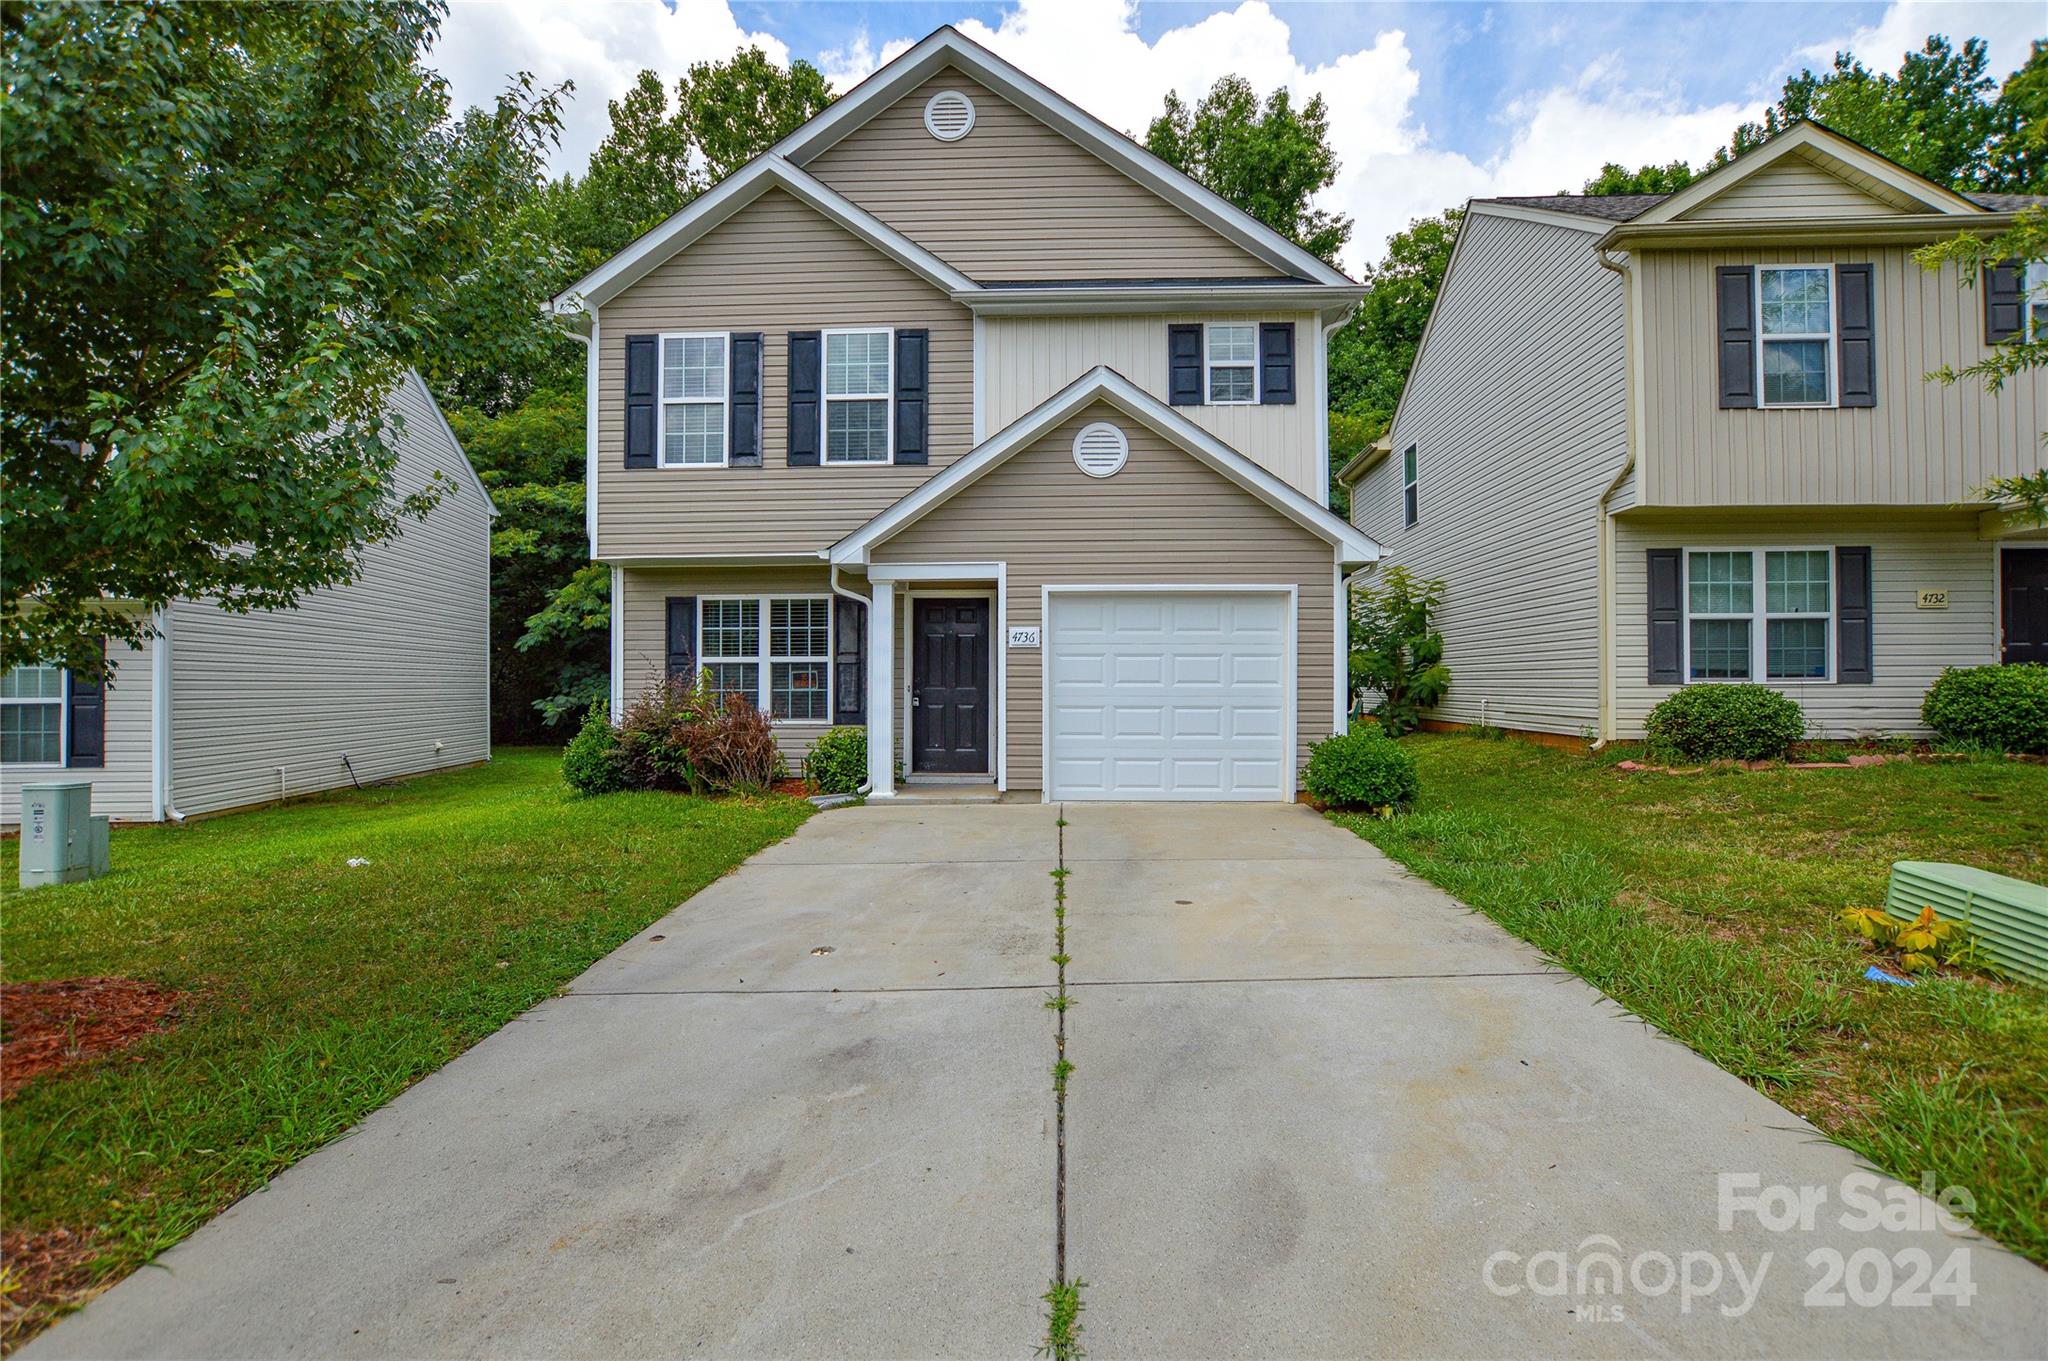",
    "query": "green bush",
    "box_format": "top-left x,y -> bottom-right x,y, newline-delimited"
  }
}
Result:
1644,684 -> 1806,761
803,726 -> 868,794
1304,726 -> 1420,810
1922,664 -> 2048,753
561,703 -> 626,795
